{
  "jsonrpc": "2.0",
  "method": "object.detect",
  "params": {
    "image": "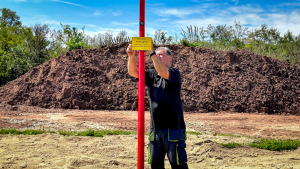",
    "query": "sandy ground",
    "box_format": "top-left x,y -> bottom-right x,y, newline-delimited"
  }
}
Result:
0,106 -> 300,168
